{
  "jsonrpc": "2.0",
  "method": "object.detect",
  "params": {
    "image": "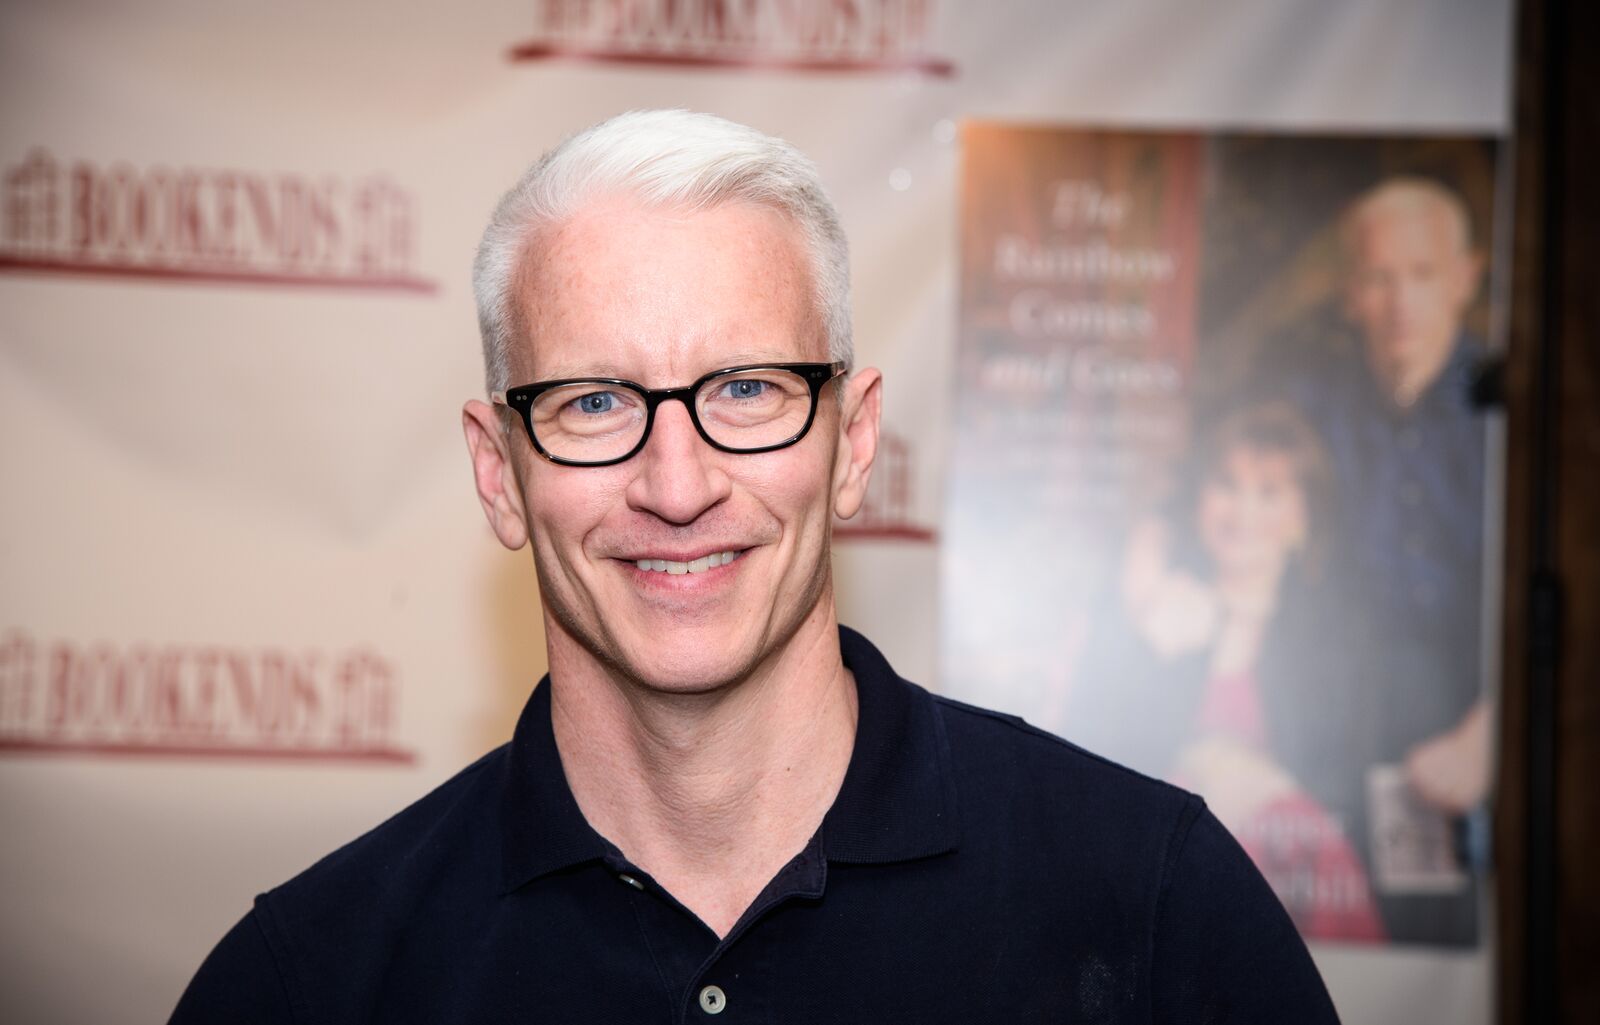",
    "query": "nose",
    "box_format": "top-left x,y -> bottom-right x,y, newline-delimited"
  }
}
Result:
624,398 -> 732,525
1393,274 -> 1431,325
1366,276 -> 1402,326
